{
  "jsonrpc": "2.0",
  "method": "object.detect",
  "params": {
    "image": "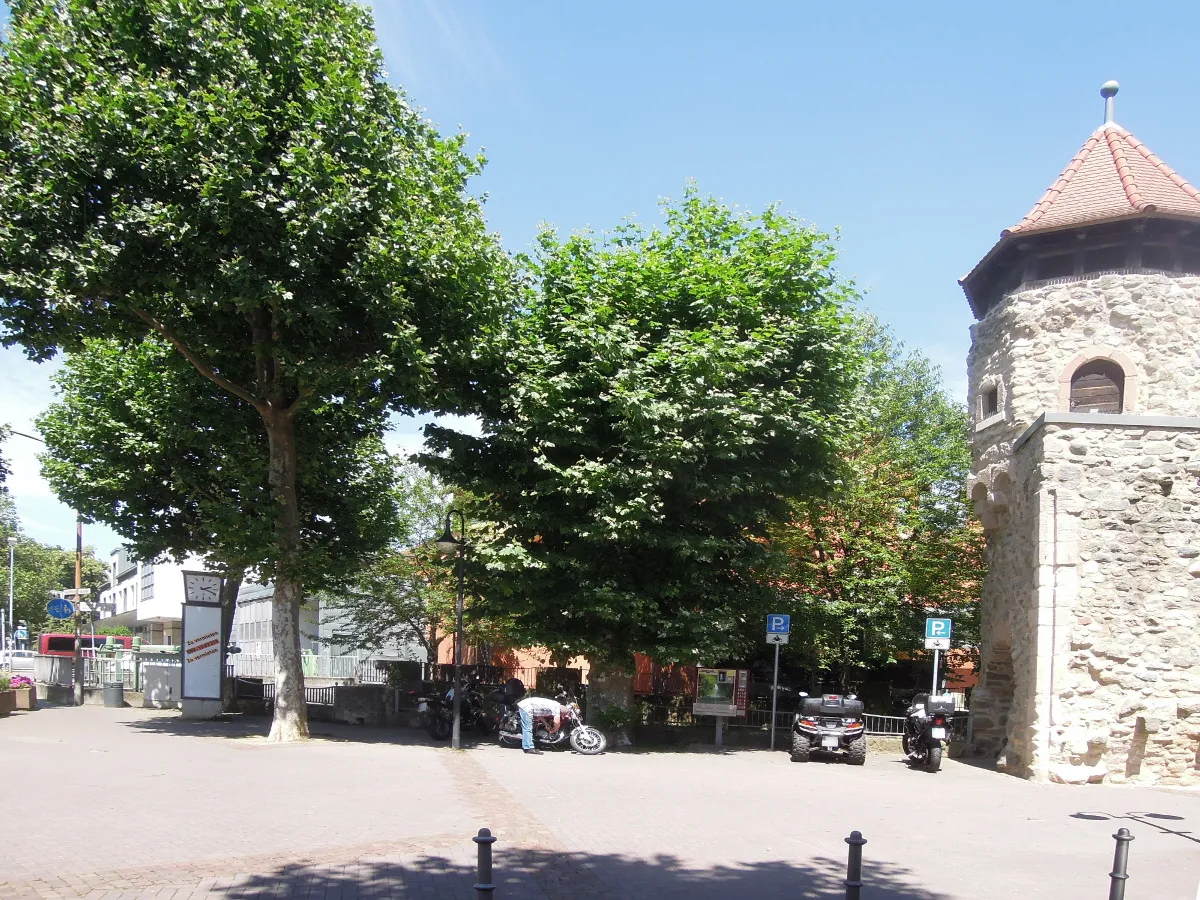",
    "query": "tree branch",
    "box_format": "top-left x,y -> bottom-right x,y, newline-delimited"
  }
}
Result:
130,306 -> 266,415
